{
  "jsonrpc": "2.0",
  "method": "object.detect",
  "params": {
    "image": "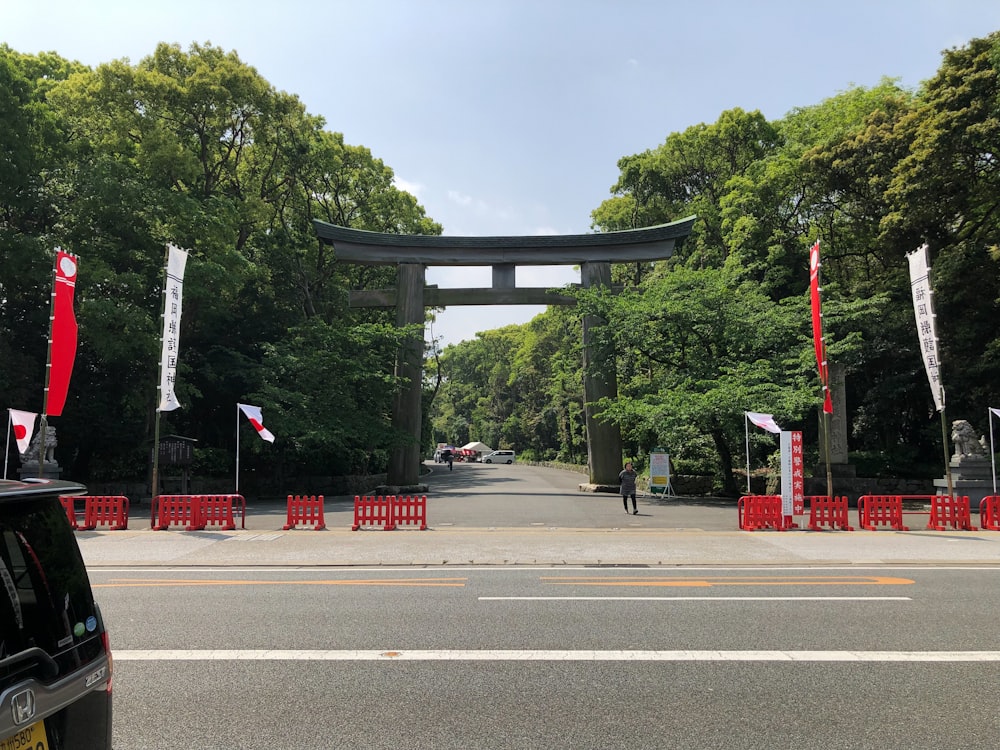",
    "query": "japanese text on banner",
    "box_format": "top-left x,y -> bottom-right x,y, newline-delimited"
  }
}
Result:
159,245 -> 189,411
907,244 -> 945,411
